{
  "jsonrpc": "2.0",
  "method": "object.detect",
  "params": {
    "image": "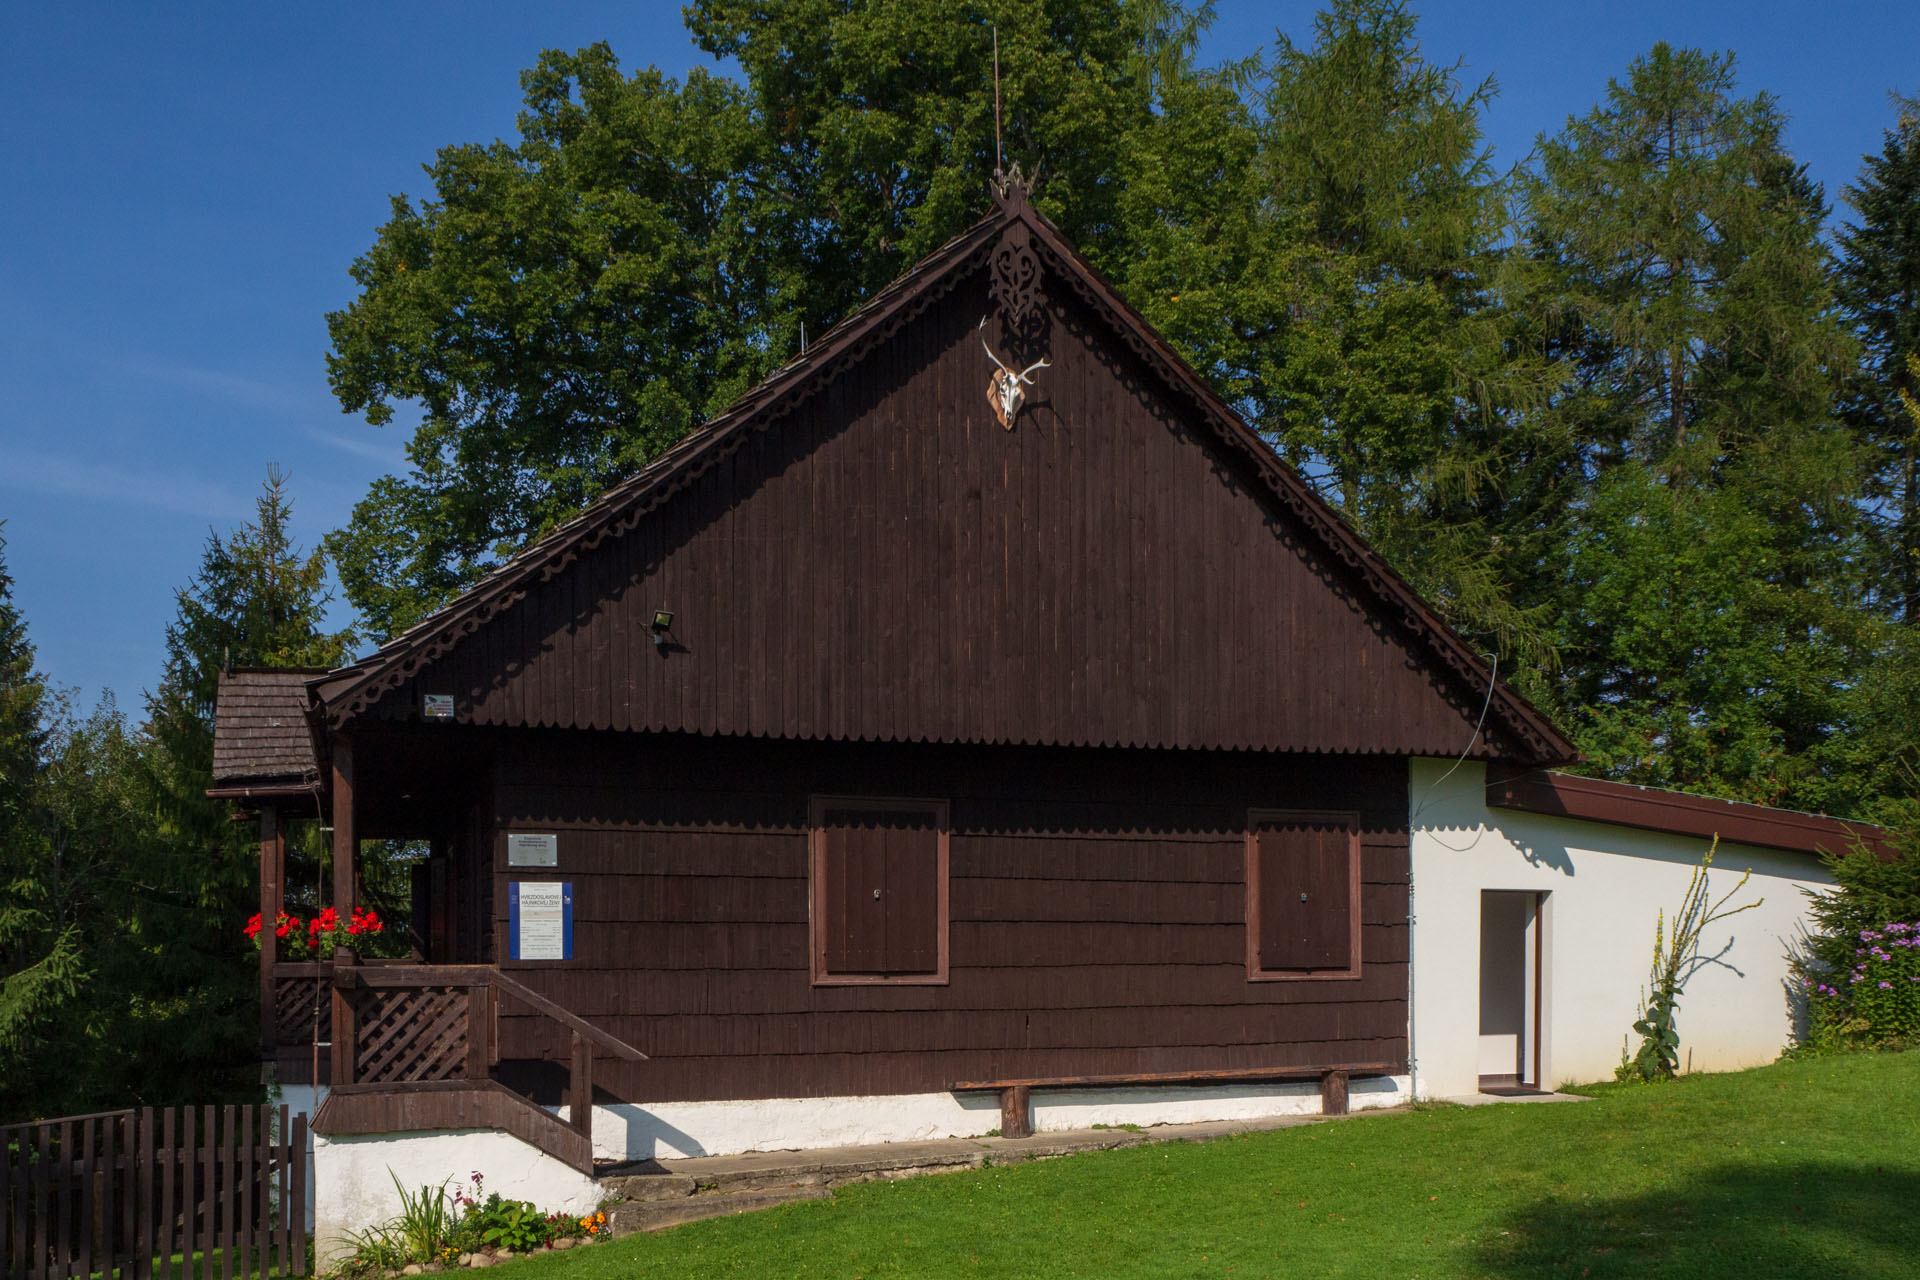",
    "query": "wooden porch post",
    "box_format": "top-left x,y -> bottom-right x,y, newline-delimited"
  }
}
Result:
330,733 -> 358,1086
257,804 -> 282,1063
330,734 -> 357,954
